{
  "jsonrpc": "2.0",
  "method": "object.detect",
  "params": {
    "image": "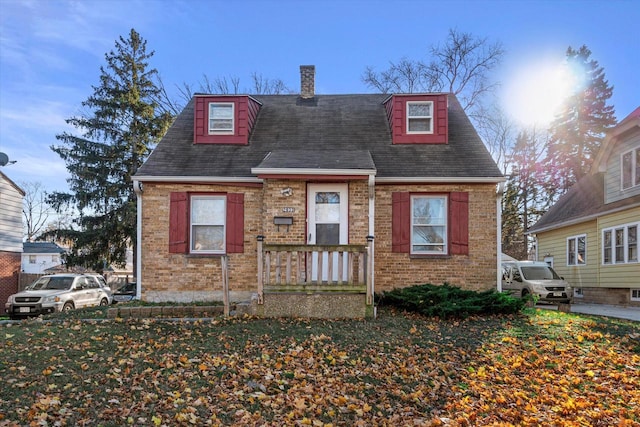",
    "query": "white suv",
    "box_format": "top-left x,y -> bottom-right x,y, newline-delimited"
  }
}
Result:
5,274 -> 111,320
